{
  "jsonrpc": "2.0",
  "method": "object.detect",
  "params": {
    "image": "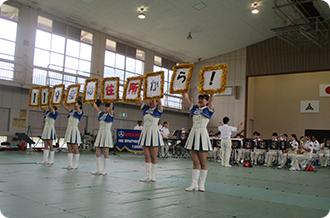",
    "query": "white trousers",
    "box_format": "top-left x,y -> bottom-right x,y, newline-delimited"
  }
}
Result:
318,150 -> 329,166
221,138 -> 231,166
